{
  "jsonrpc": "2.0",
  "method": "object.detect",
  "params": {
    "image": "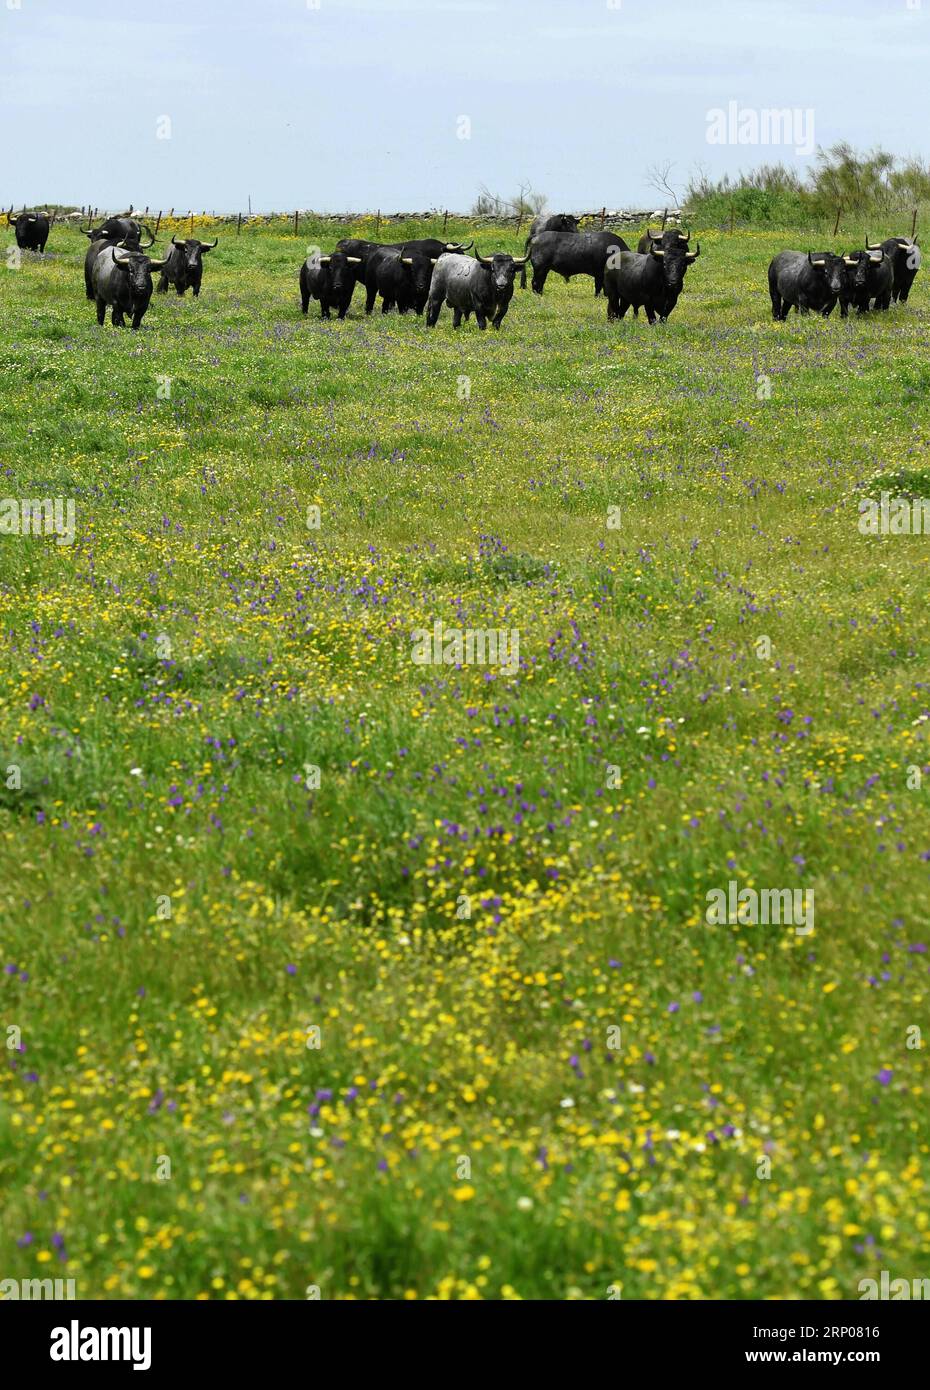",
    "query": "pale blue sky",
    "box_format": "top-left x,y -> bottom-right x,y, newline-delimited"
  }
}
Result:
3,0 -> 929,212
